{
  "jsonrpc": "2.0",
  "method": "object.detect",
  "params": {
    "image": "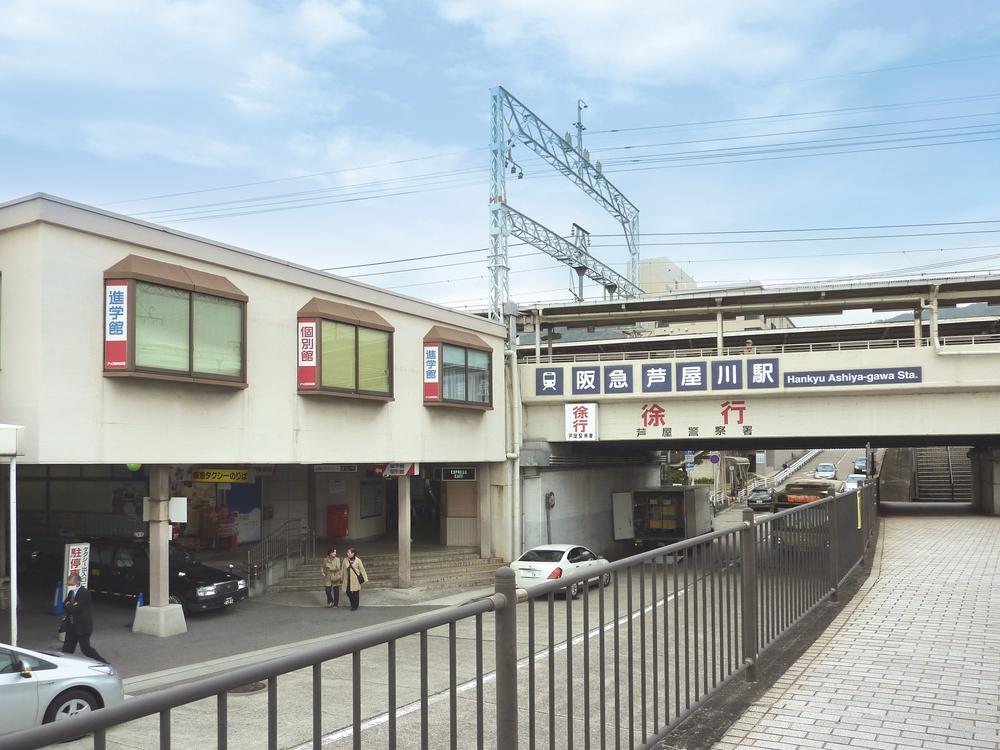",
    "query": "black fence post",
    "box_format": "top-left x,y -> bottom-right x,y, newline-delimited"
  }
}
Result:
829,498 -> 840,603
495,567 -> 519,747
740,509 -> 758,682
